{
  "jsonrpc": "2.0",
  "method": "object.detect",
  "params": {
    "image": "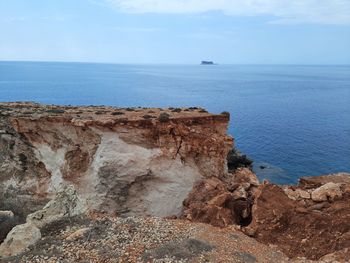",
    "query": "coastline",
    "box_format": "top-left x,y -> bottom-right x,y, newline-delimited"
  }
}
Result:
0,102 -> 349,262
